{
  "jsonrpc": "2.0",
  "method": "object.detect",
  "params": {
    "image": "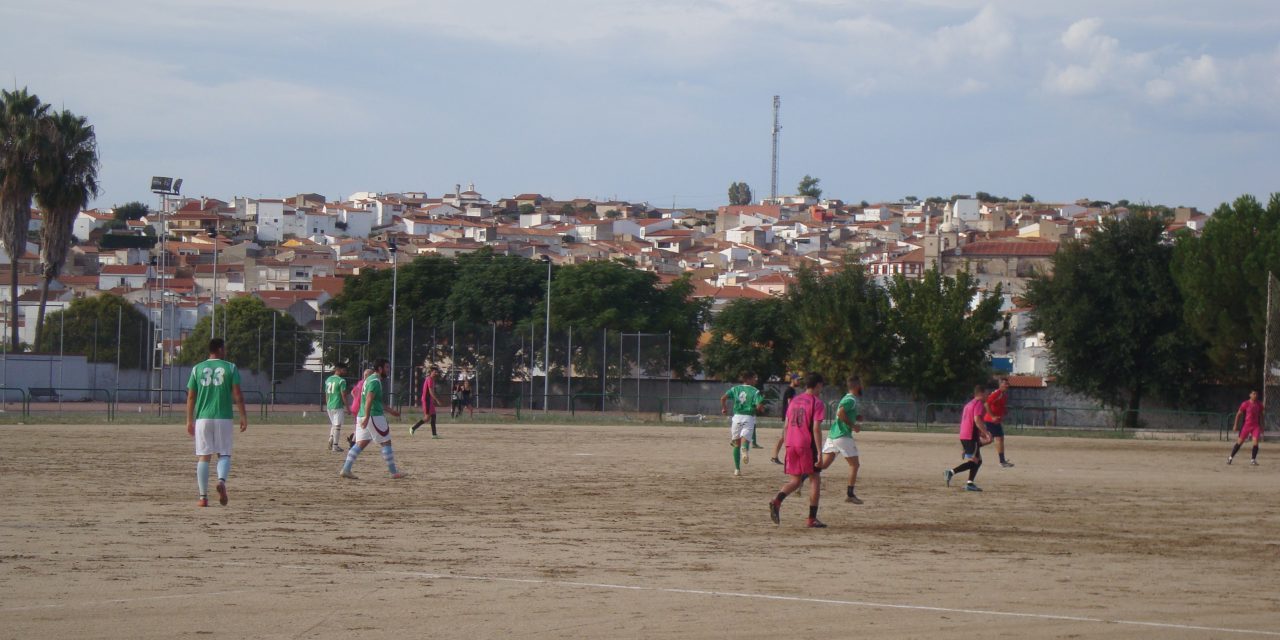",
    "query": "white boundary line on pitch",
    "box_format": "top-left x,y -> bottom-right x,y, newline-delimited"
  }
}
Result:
381,570 -> 1280,637
131,558 -> 1280,637
0,589 -> 257,613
